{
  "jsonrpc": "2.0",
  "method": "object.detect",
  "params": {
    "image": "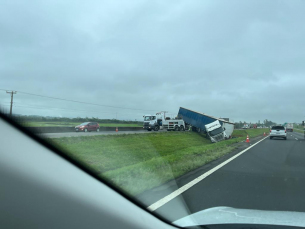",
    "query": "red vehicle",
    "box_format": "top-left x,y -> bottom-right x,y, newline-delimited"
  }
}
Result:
75,122 -> 100,132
